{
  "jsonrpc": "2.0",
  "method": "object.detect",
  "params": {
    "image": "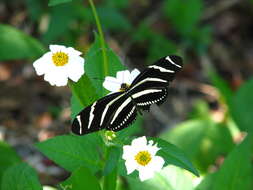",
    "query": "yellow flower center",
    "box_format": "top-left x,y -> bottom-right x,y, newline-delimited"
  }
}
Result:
135,151 -> 152,166
119,83 -> 130,92
52,52 -> 69,66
